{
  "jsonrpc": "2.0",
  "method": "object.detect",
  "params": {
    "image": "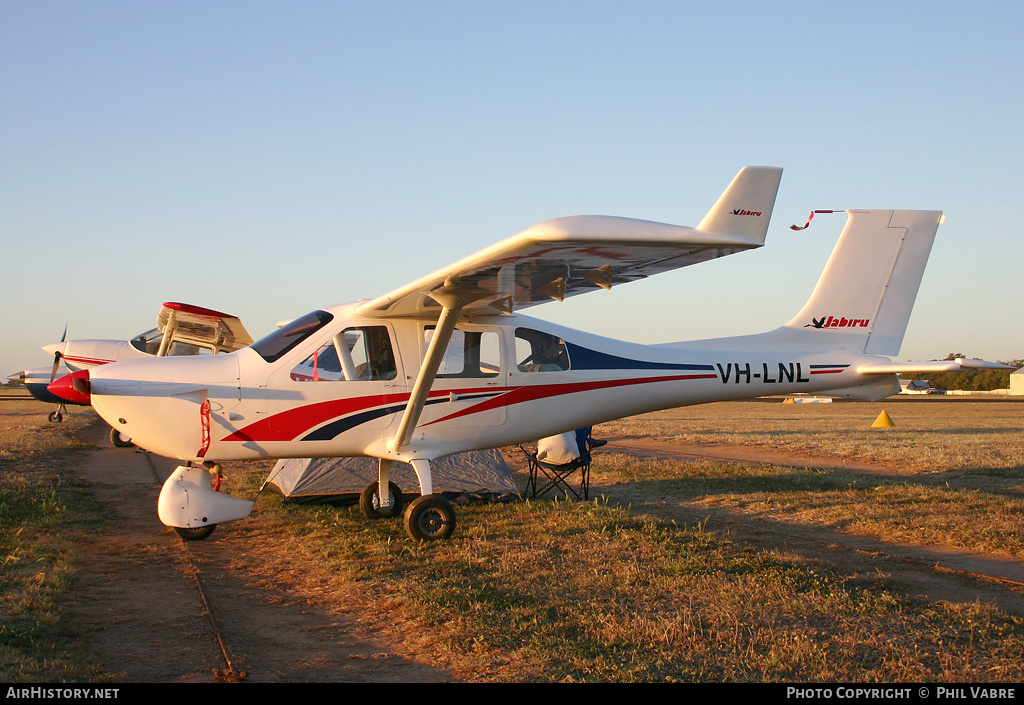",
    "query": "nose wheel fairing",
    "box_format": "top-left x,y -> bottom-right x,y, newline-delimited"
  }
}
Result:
157,465 -> 254,535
